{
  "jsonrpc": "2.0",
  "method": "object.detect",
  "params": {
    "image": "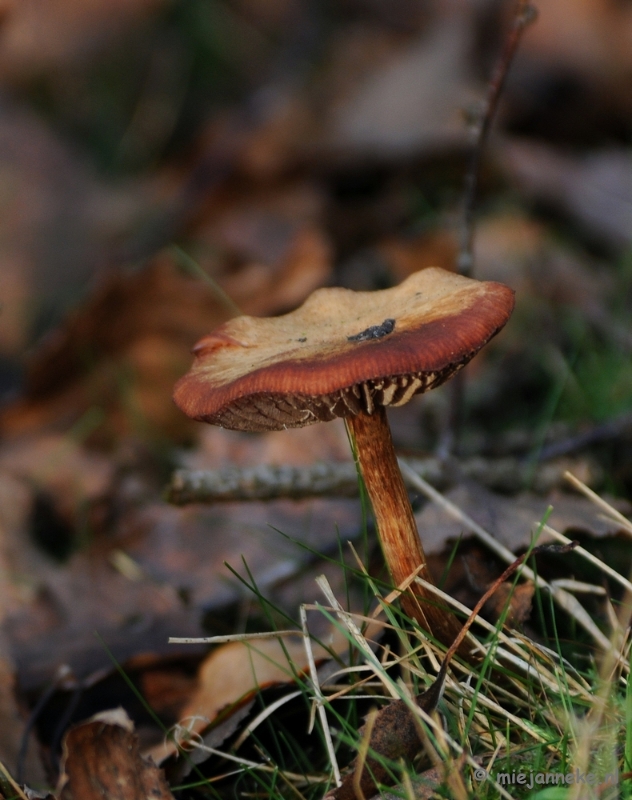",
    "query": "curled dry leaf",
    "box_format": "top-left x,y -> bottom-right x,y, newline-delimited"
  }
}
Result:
58,708 -> 174,800
1,219 -> 332,442
0,259 -> 229,442
329,699 -> 430,800
148,616 -> 382,764
461,548 -> 535,627
147,628 -> 350,764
